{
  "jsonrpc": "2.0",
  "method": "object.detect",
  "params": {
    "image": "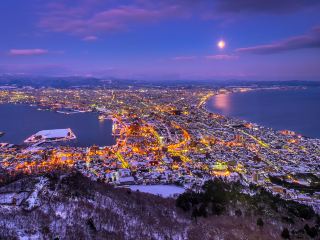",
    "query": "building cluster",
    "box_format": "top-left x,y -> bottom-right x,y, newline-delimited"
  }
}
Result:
0,87 -> 319,209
